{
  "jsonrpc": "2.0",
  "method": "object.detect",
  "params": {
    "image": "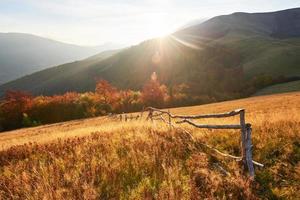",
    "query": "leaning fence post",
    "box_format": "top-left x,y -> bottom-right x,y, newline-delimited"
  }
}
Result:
245,123 -> 255,177
148,109 -> 154,122
150,110 -> 153,122
140,111 -> 143,120
239,109 -> 246,167
146,109 -> 152,121
168,109 -> 172,129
